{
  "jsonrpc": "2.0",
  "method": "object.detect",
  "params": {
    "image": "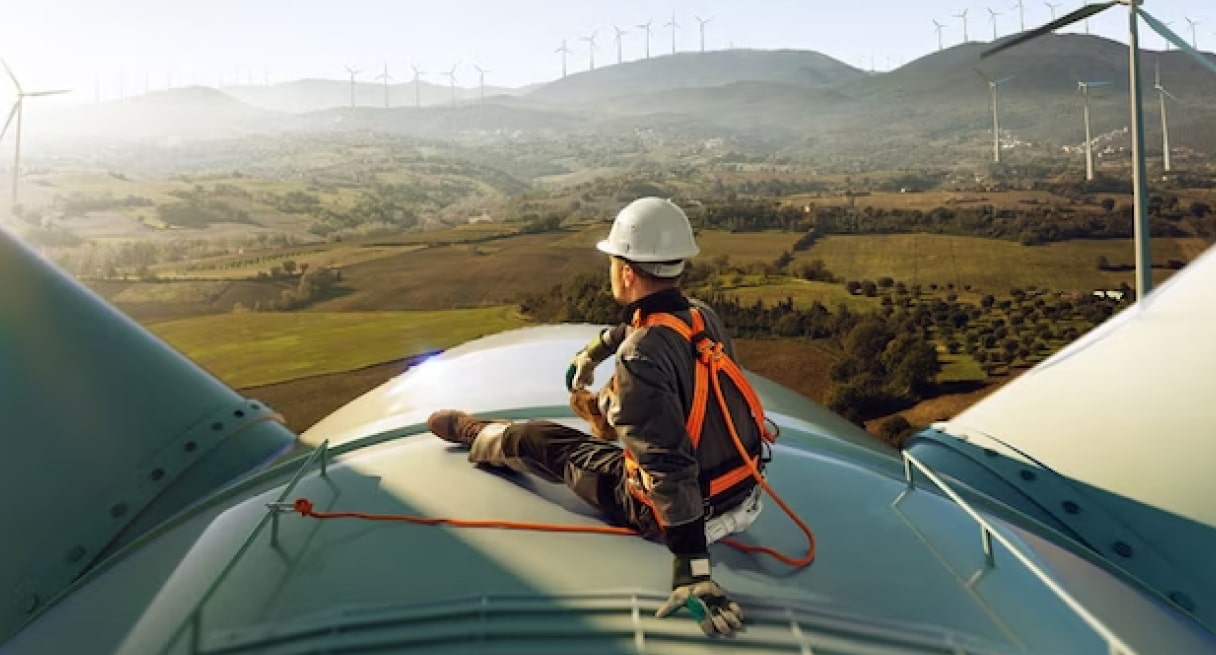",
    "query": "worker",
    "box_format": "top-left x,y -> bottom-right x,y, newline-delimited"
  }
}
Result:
428,197 -> 766,637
